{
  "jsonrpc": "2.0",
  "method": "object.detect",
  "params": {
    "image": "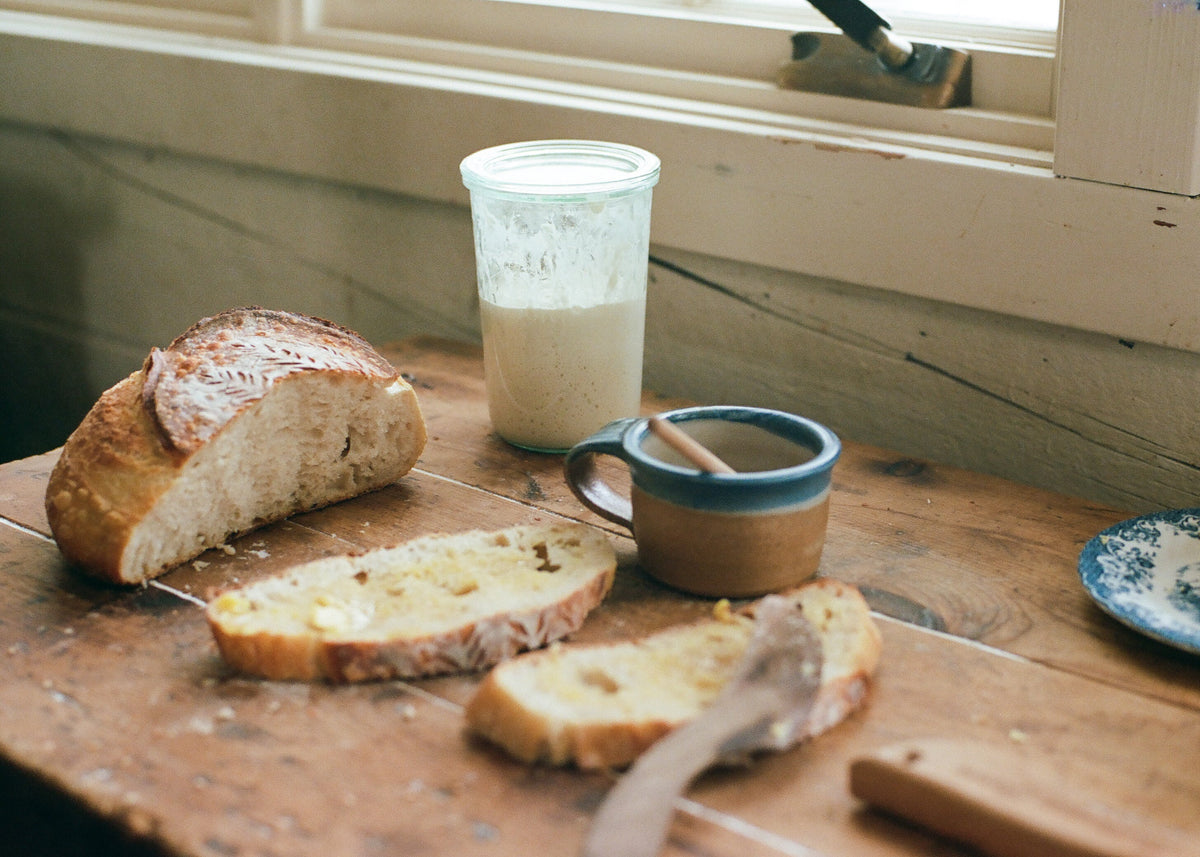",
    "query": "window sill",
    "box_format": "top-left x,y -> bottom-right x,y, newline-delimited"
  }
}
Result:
2,11 -> 1198,353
